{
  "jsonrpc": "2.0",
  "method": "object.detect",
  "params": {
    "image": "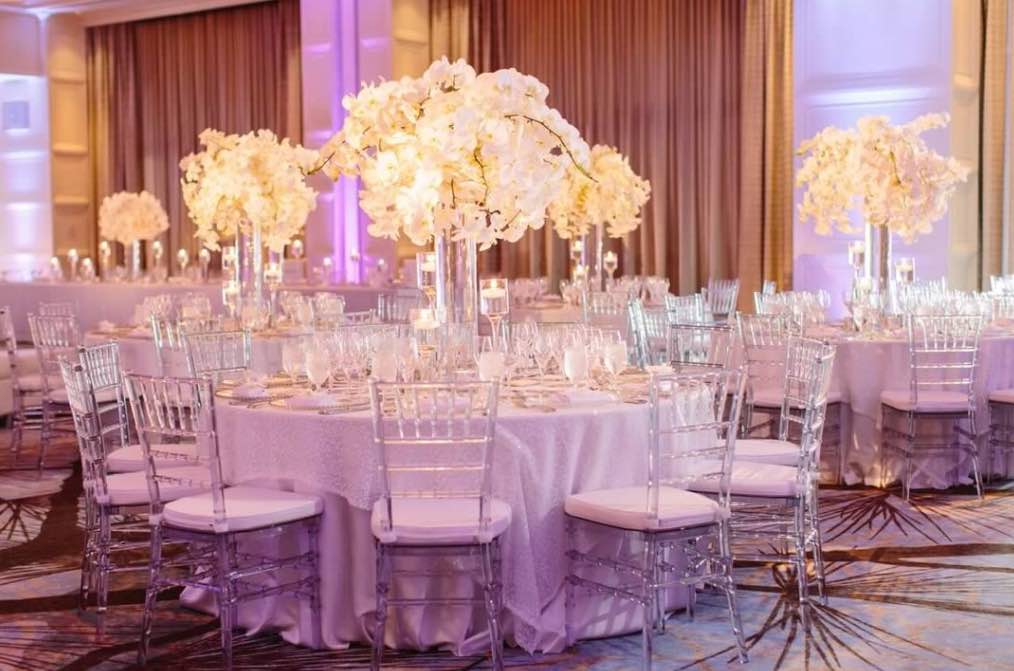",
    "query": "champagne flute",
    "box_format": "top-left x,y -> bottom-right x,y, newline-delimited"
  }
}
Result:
480,278 -> 510,346
282,338 -> 305,382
